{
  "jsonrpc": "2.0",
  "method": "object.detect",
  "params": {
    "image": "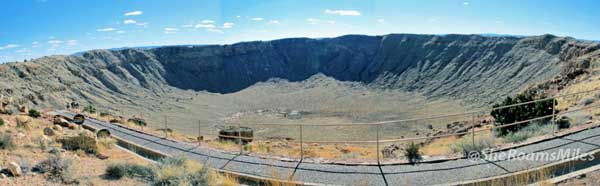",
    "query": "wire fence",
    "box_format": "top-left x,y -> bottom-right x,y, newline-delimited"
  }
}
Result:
65,87 -> 600,163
